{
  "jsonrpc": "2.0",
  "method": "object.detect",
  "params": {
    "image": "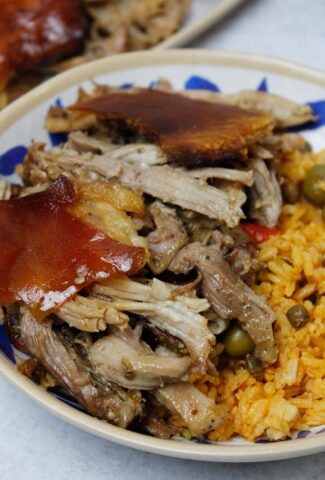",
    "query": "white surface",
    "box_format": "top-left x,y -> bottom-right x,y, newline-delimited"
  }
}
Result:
191,0 -> 325,70
0,0 -> 325,478
157,0 -> 247,49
